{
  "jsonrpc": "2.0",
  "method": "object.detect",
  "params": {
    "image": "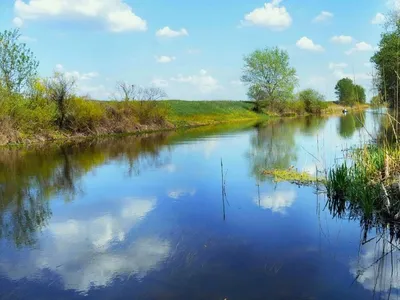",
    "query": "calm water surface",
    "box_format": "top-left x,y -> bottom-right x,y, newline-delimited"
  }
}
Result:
0,111 -> 395,300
